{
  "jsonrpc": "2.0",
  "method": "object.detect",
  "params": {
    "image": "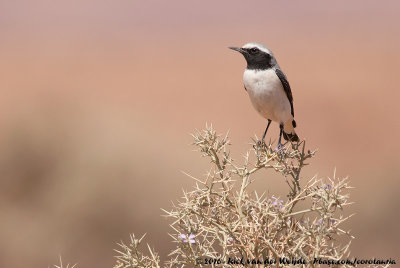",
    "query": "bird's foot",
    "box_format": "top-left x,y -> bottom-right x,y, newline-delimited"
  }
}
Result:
275,143 -> 286,159
256,139 -> 267,149
275,143 -> 284,152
